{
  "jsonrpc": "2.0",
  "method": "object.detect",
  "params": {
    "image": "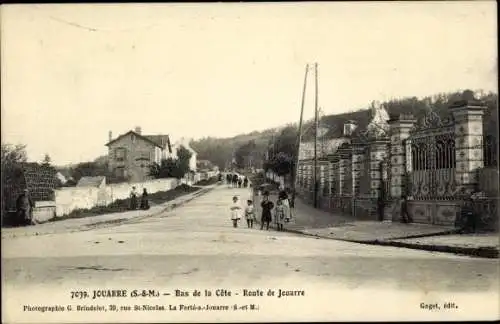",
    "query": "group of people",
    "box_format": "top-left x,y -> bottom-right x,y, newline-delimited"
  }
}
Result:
225,173 -> 249,188
129,186 -> 150,210
229,189 -> 292,231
